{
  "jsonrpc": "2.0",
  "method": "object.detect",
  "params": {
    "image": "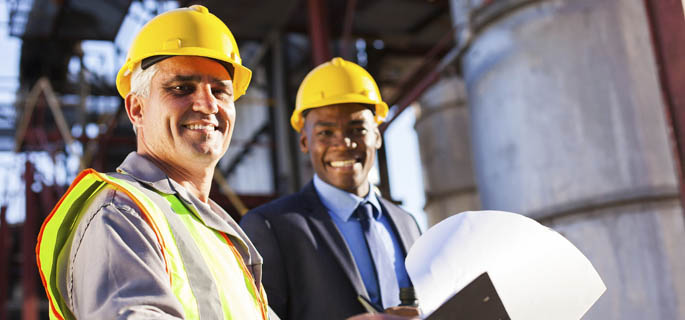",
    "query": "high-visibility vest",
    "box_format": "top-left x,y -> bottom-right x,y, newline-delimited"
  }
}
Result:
36,169 -> 269,320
